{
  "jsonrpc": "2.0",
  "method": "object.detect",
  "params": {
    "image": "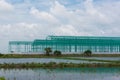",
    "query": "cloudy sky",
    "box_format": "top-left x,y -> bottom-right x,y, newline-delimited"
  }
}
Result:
0,0 -> 120,53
